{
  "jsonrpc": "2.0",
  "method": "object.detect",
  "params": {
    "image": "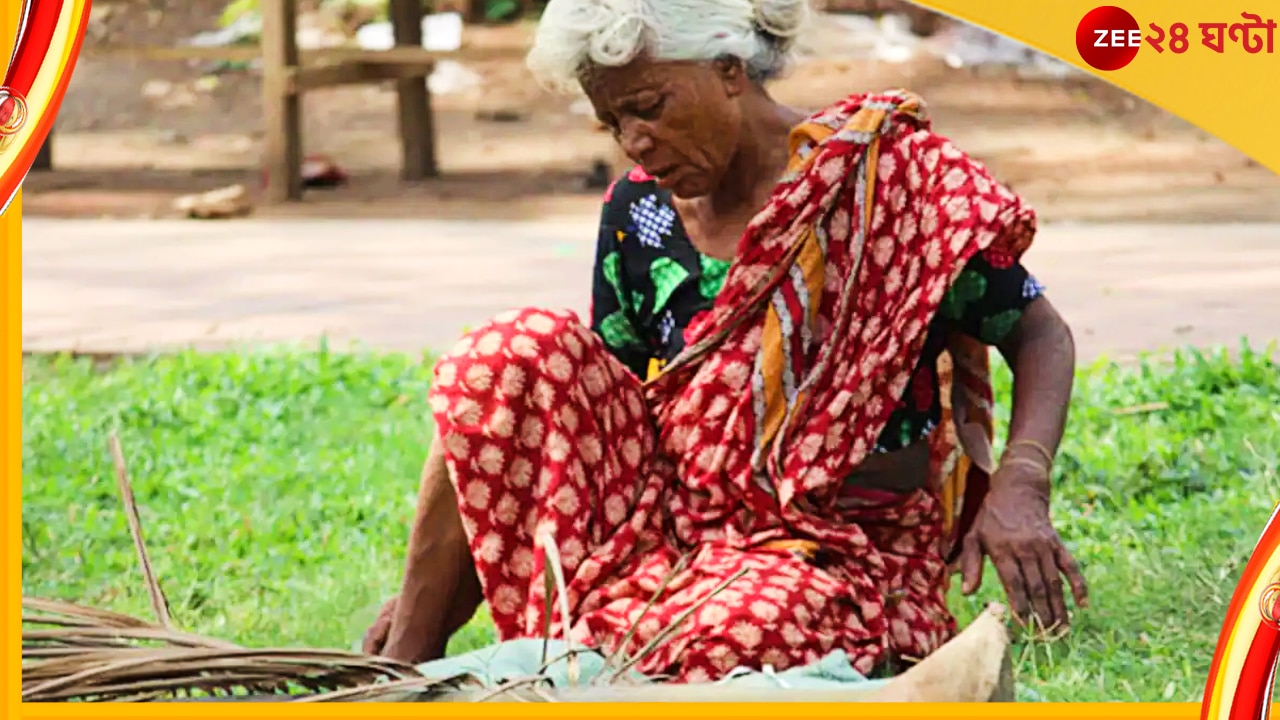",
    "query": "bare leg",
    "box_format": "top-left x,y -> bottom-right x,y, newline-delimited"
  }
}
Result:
378,433 -> 483,664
